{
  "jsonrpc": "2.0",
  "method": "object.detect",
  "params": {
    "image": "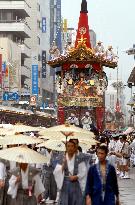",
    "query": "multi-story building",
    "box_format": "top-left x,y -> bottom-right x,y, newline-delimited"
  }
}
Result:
0,0 -> 31,103
0,0 -> 62,108
62,26 -> 96,50
105,79 -> 126,113
26,0 -> 61,108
